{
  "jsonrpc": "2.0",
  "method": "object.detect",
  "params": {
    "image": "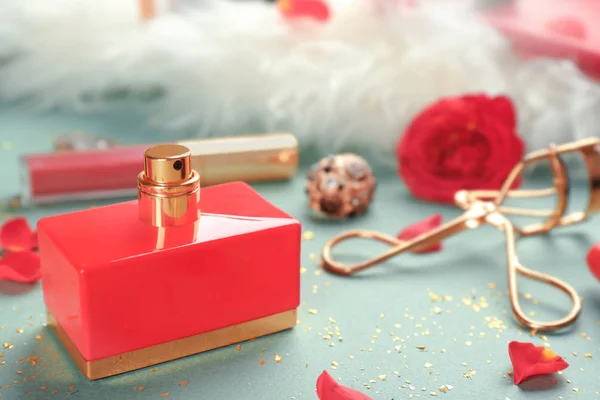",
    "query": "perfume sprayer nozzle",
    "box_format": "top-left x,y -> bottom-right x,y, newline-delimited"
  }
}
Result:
137,144 -> 201,227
